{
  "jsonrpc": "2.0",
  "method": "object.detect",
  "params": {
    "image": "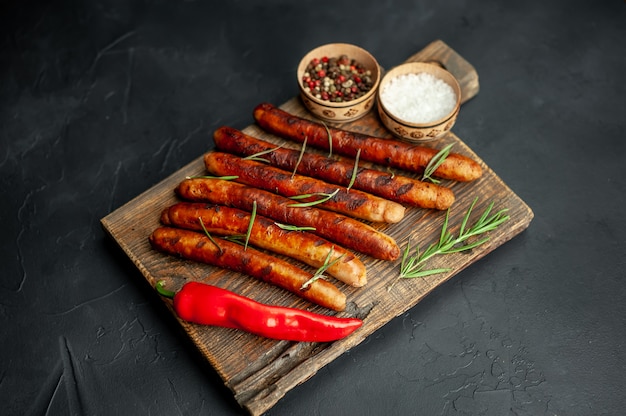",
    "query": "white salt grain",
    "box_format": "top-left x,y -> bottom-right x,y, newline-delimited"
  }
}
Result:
380,72 -> 457,124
